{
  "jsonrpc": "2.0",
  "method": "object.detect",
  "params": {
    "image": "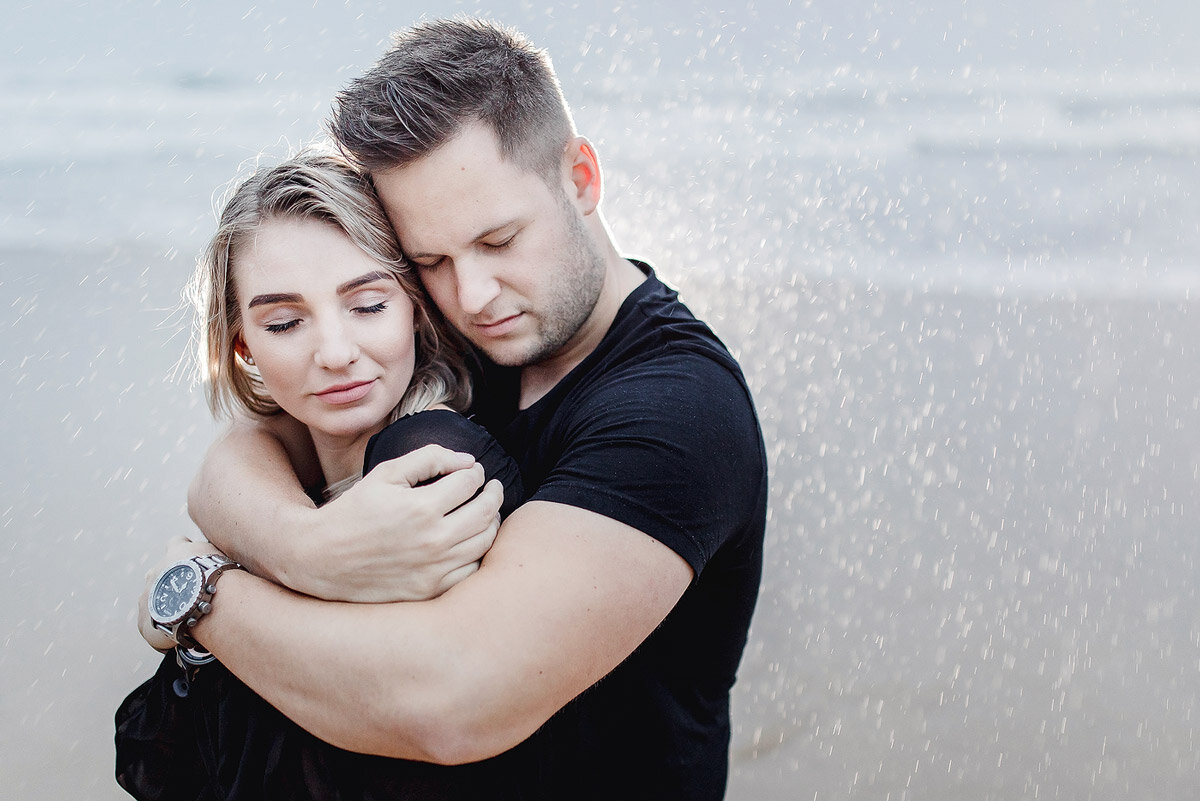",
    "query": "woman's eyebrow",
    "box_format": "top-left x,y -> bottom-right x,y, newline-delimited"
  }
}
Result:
247,272 -> 393,309
248,292 -> 301,309
337,271 -> 393,294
